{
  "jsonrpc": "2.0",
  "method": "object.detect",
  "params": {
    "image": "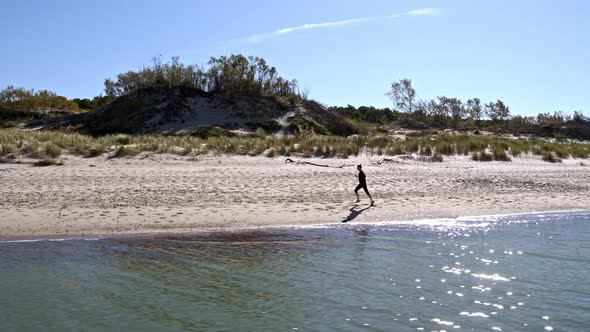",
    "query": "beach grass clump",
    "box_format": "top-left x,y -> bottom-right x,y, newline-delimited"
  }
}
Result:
385,144 -> 405,156
418,151 -> 443,162
435,142 -> 454,155
553,147 -> 569,159
113,145 -> 140,157
114,134 -> 132,145
420,145 -> 432,156
542,151 -> 562,163
431,151 -> 444,162
569,145 -> 590,159
510,145 -> 523,157
404,139 -> 420,154
0,143 -> 18,156
492,147 -> 511,161
1,128 -> 589,161
86,145 -> 106,157
41,142 -> 62,159
472,151 -> 493,161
